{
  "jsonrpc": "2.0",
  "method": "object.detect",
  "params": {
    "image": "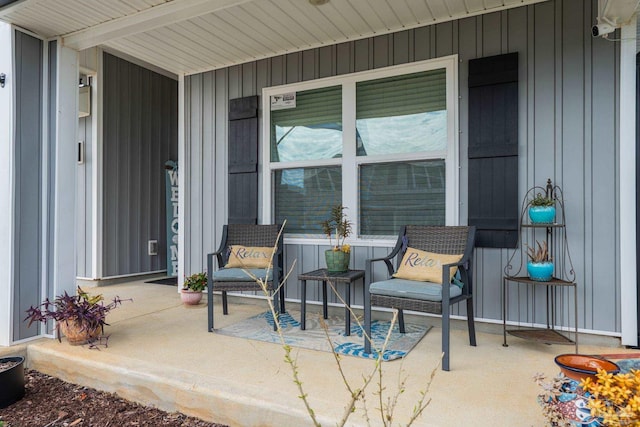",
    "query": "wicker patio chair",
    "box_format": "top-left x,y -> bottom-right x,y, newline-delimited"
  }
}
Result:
206,224 -> 285,332
364,225 -> 476,371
